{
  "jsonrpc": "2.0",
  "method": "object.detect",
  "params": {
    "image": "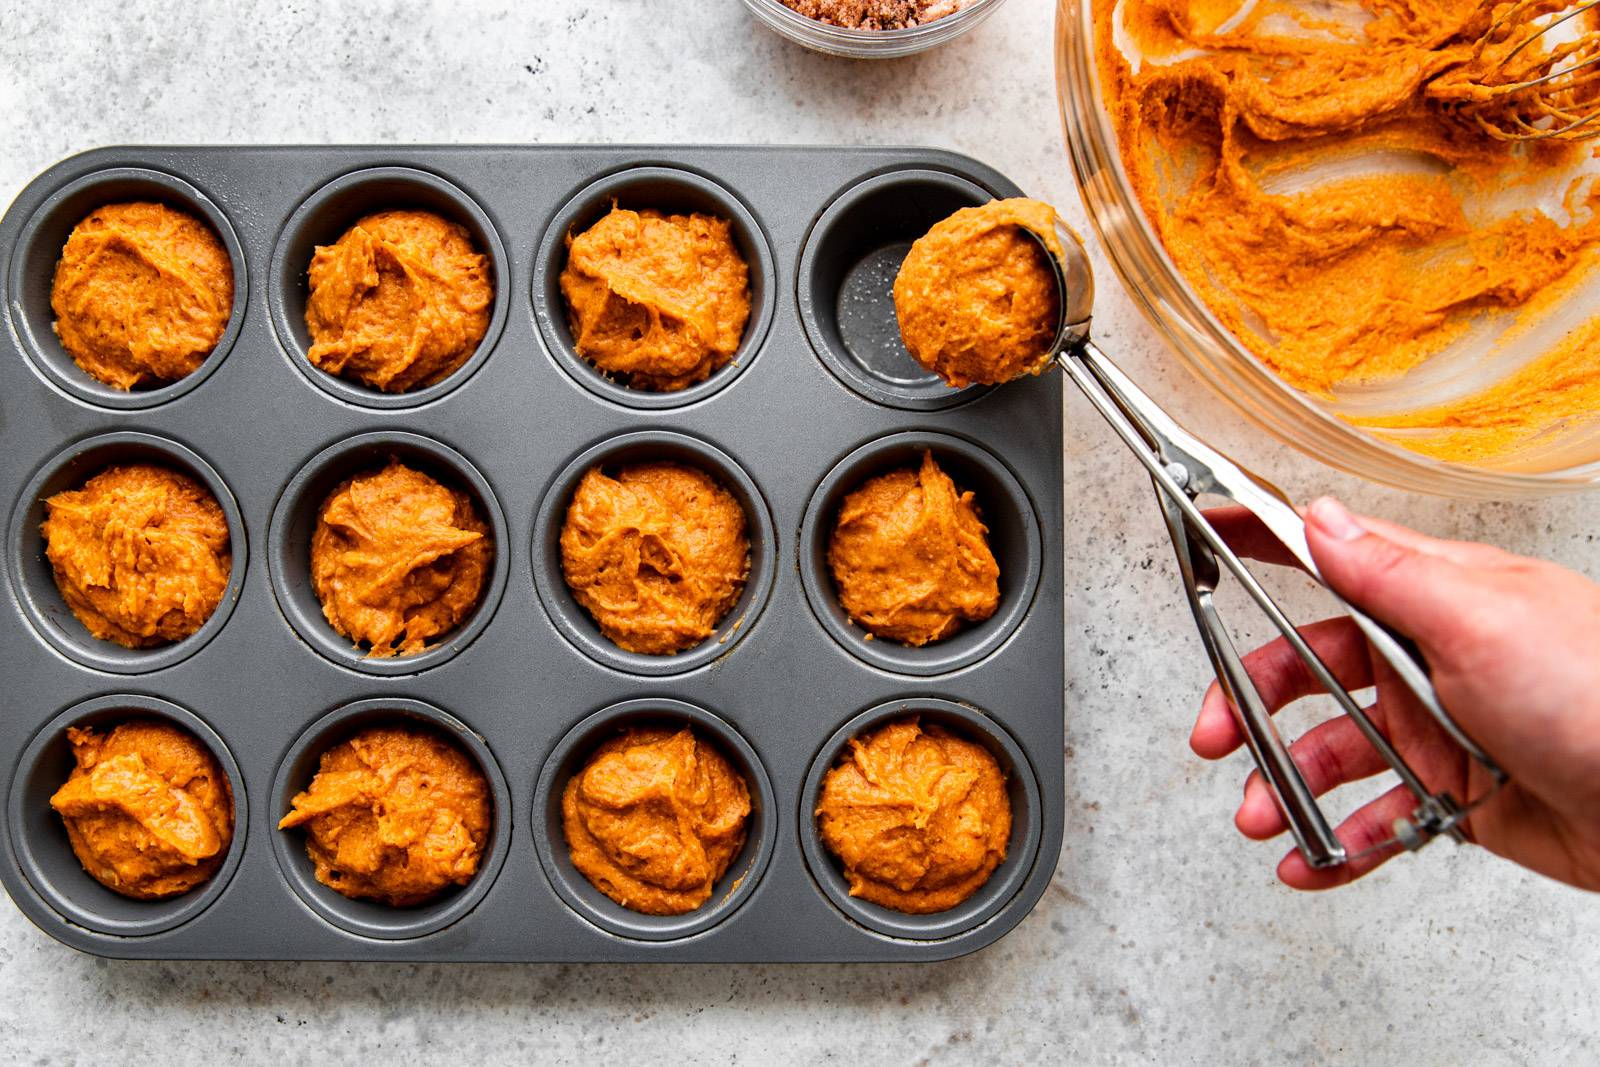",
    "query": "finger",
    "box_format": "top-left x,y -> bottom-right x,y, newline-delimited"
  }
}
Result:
1274,783 -> 1417,891
1337,511 -> 1512,570
1189,617 -> 1372,760
1304,498 -> 1478,654
1235,714 -> 1391,839
1198,506 -> 1307,570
